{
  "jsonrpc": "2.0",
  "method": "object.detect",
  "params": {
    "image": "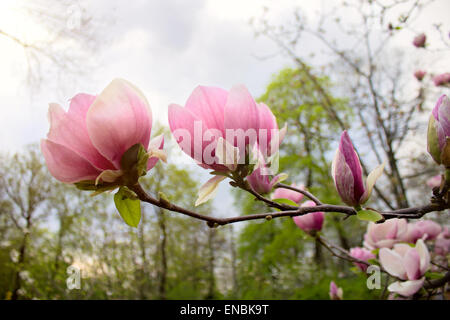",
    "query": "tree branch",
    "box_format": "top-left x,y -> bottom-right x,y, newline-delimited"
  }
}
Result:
130,183 -> 449,227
